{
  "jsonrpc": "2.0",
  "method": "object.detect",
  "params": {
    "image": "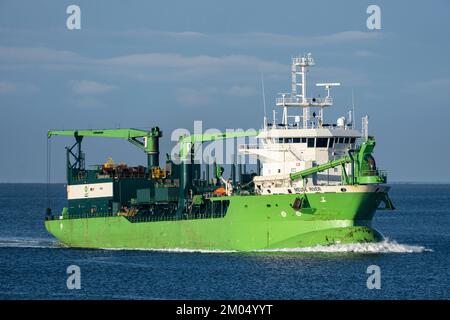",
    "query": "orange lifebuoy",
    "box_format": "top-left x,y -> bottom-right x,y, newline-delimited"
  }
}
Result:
213,187 -> 227,196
